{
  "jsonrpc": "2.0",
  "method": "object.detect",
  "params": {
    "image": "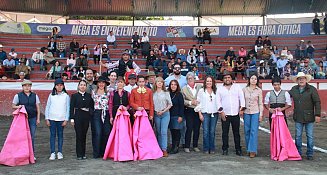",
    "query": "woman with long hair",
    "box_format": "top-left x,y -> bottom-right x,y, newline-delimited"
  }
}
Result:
47,61 -> 62,79
168,80 -> 184,154
70,80 -> 94,160
153,77 -> 172,157
197,76 -> 219,154
45,79 -> 69,160
93,44 -> 101,65
242,74 -> 263,158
